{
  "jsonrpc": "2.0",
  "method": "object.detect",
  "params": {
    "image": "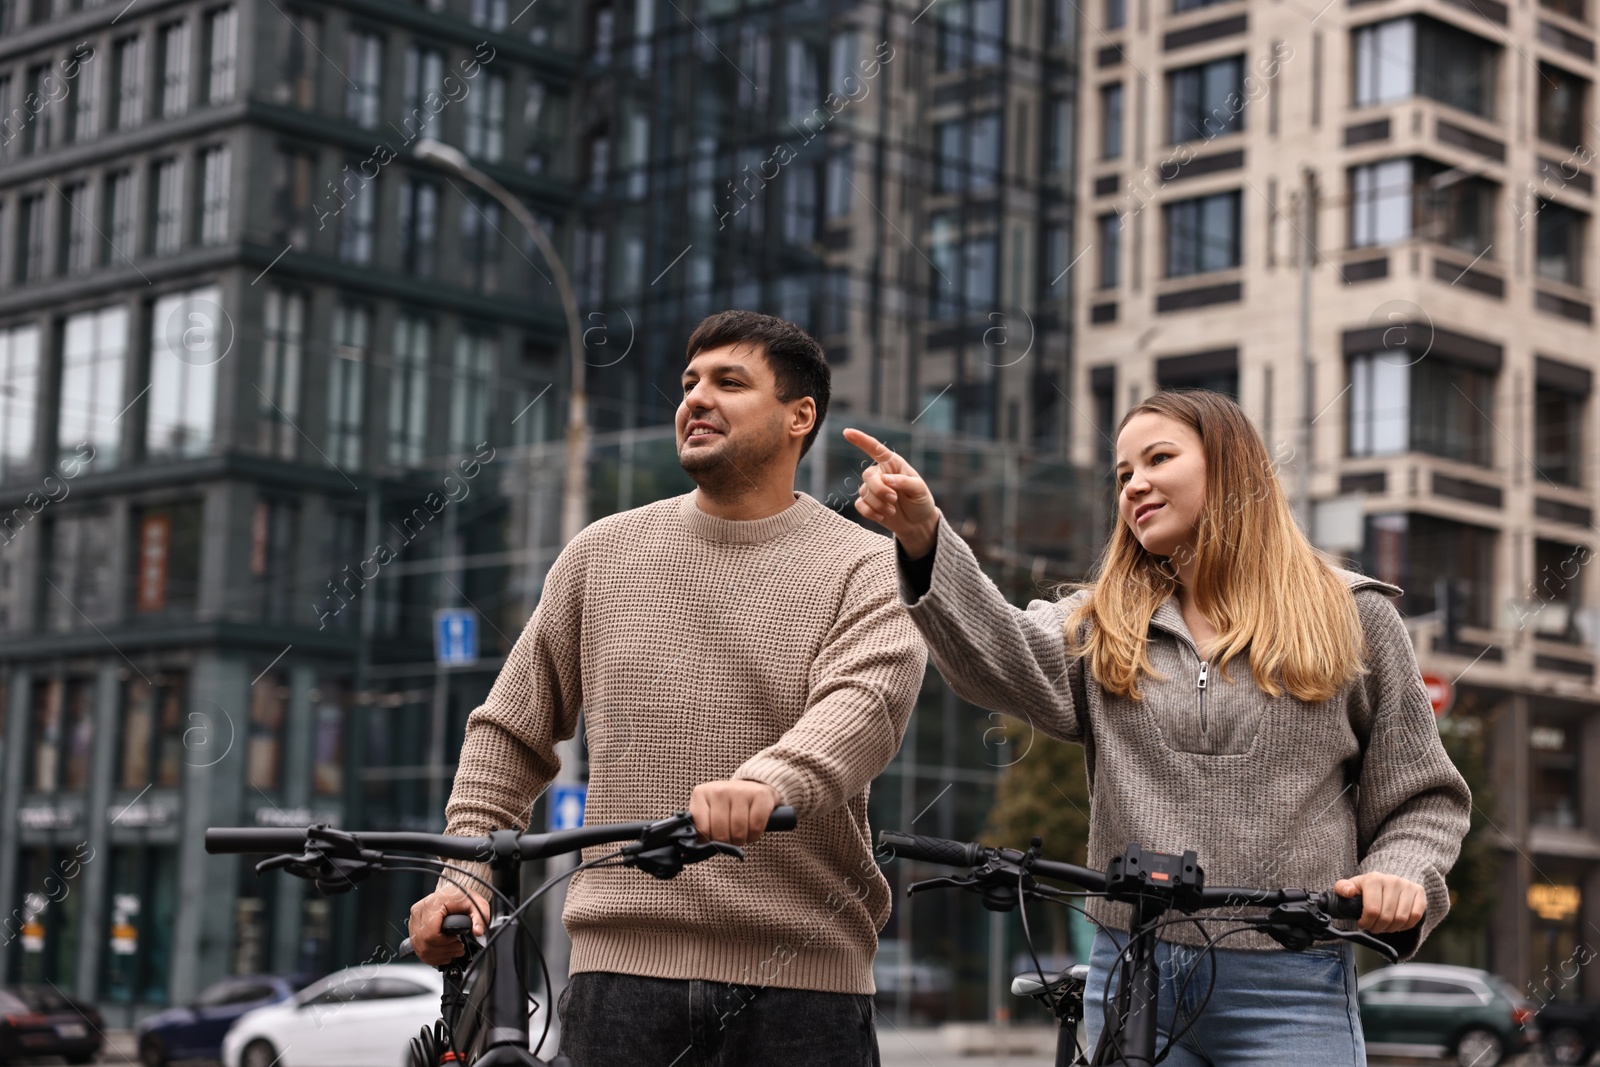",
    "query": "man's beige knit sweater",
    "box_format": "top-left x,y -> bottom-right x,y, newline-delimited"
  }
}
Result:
441,490 -> 927,995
